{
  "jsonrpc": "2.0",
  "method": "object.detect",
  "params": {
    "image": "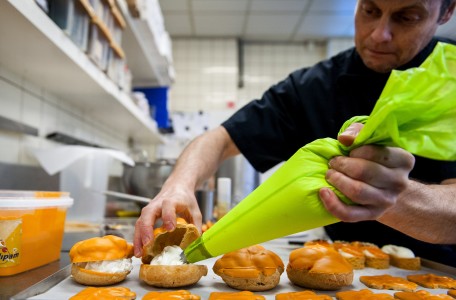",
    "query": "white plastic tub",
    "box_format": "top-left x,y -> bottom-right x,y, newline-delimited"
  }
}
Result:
0,191 -> 73,276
